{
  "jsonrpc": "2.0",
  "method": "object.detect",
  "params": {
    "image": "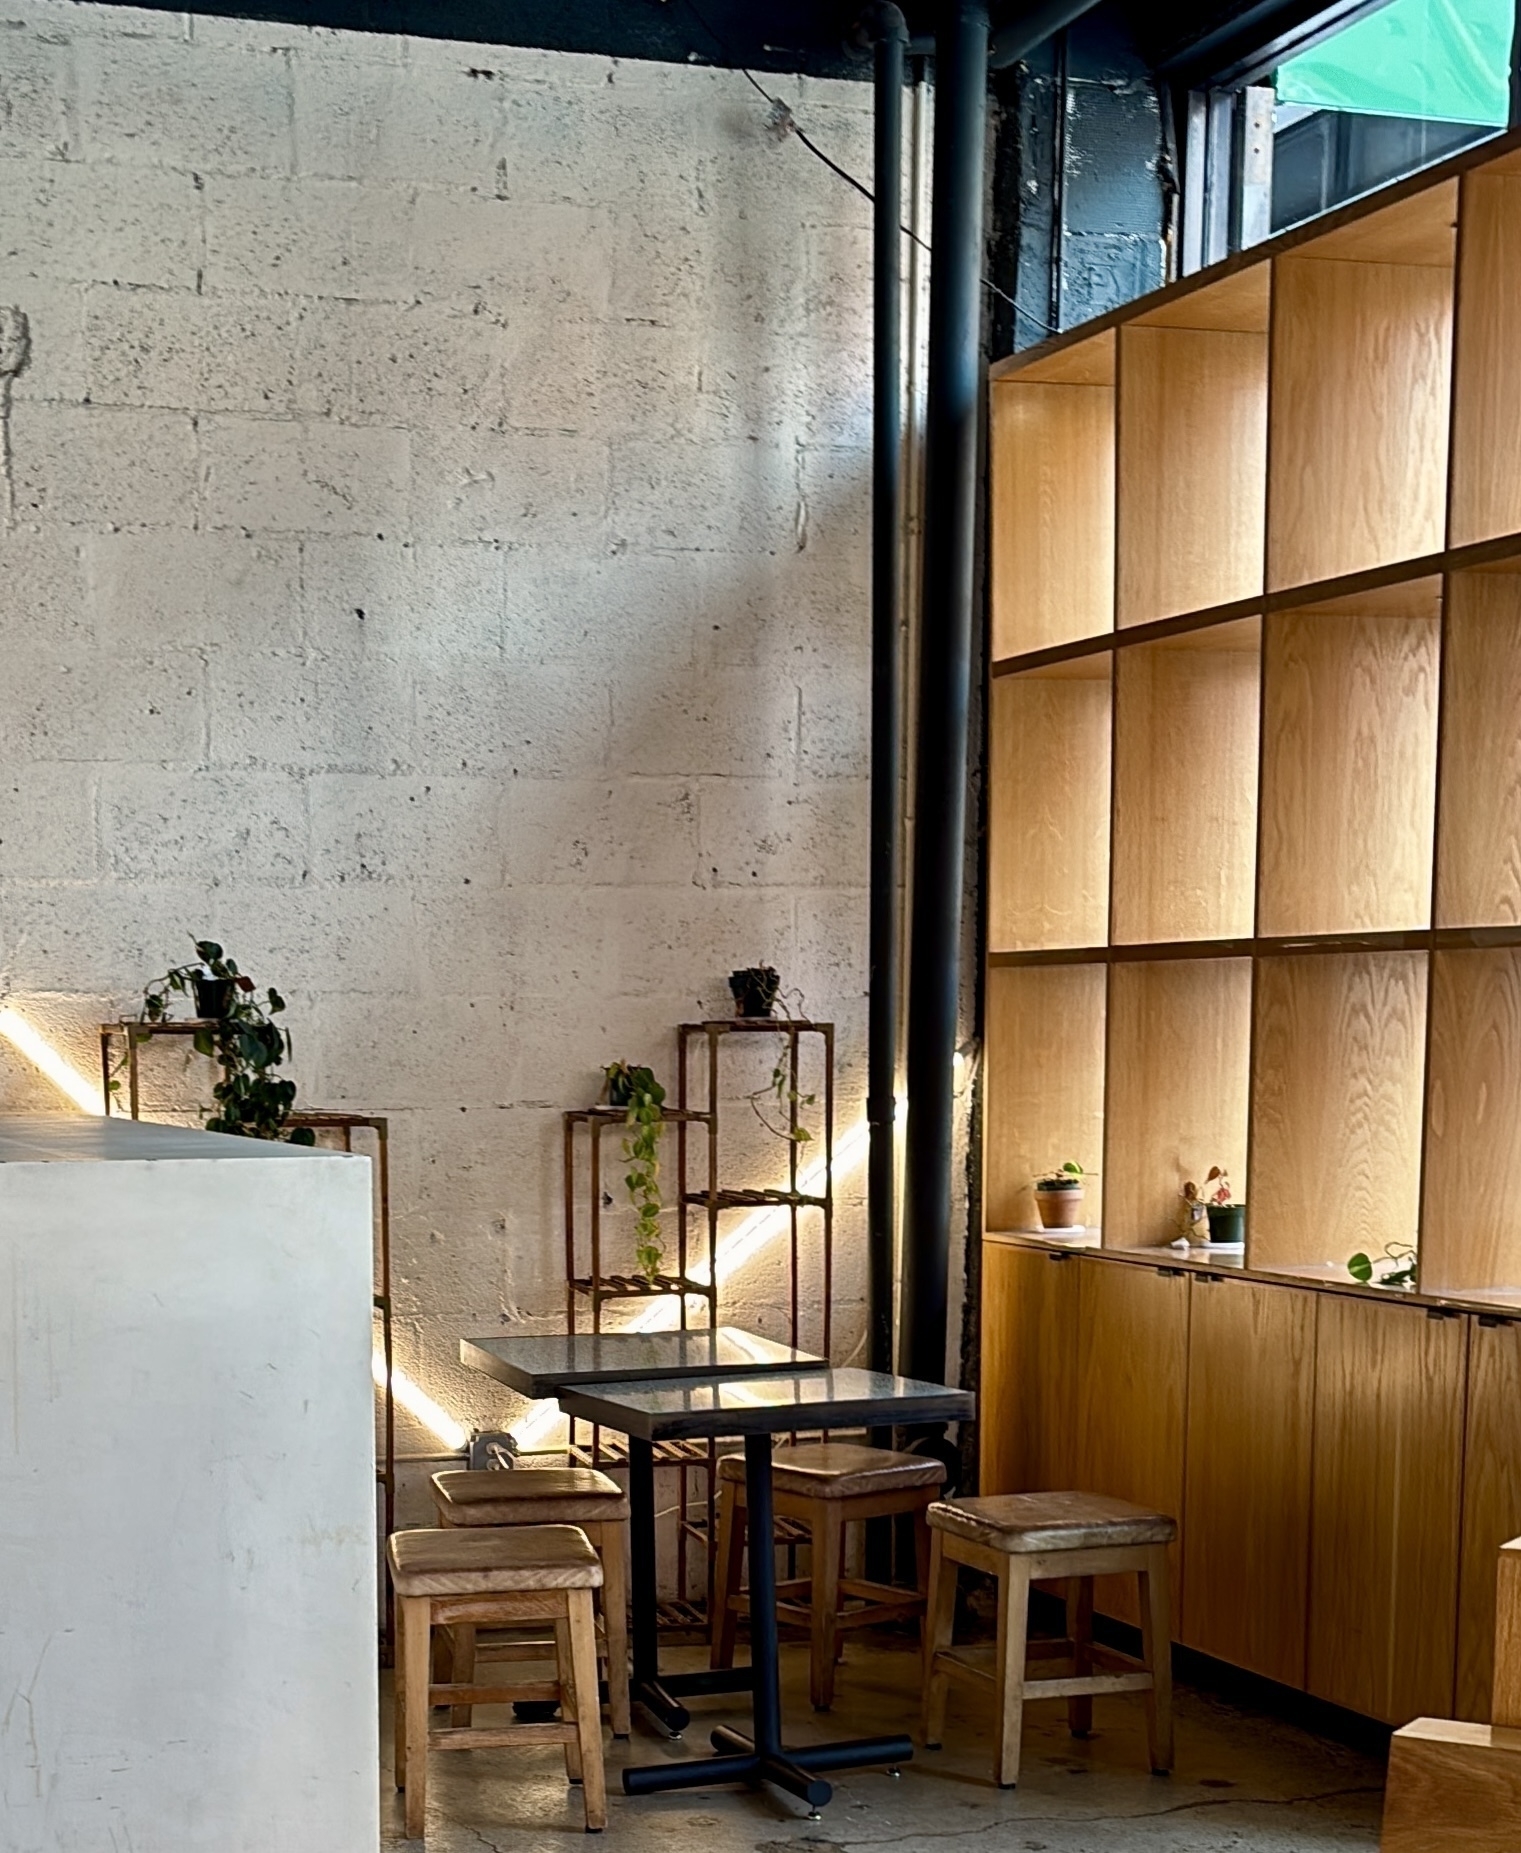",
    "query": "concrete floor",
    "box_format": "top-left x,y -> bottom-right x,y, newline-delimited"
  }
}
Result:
379,1634 -> 1387,1851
